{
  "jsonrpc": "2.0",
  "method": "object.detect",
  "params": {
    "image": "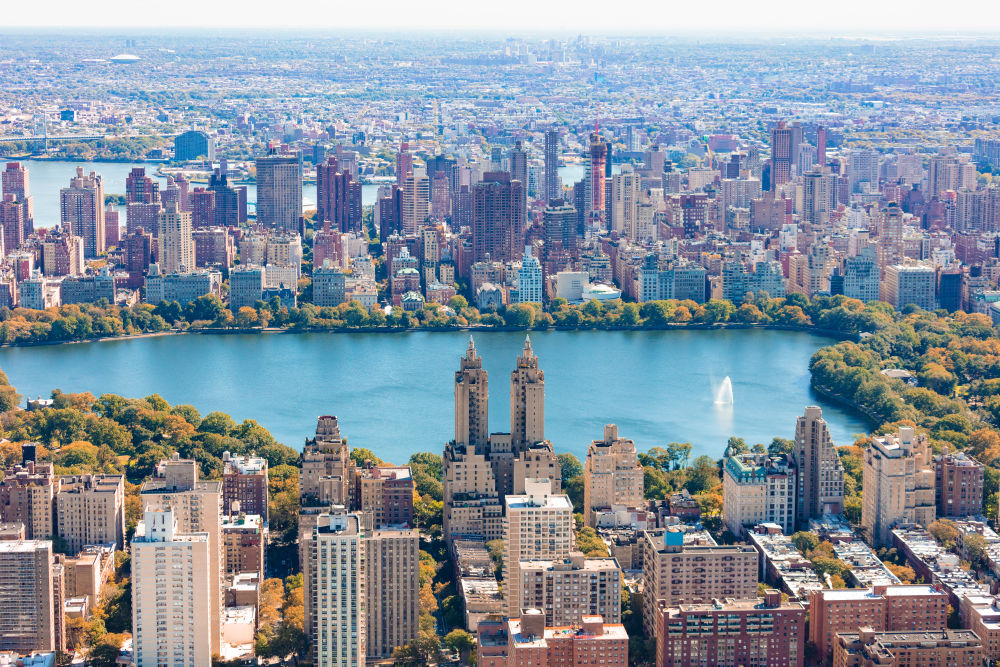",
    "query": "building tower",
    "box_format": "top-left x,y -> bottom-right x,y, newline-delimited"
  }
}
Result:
0,539 -> 58,654
862,427 -> 936,546
60,167 -> 106,258
311,512 -> 366,667
132,509 -> 212,666
2,162 -> 33,235
455,337 -> 489,451
794,406 -> 844,526
255,153 -> 302,232
510,336 -> 544,450
587,133 -> 608,225
504,478 -> 574,617
583,424 -> 644,527
770,121 -> 793,187
473,172 -> 525,263
544,130 -> 560,203
158,202 -> 194,273
396,142 -> 413,187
